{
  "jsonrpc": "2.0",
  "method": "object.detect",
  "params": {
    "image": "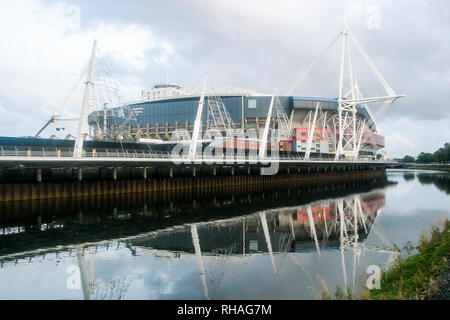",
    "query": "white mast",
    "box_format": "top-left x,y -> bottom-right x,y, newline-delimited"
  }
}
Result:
188,73 -> 209,160
305,102 -> 320,160
191,224 -> 210,300
335,21 -> 347,160
306,204 -> 321,255
73,40 -> 97,158
259,94 -> 275,159
288,20 -> 404,161
260,212 -> 278,276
